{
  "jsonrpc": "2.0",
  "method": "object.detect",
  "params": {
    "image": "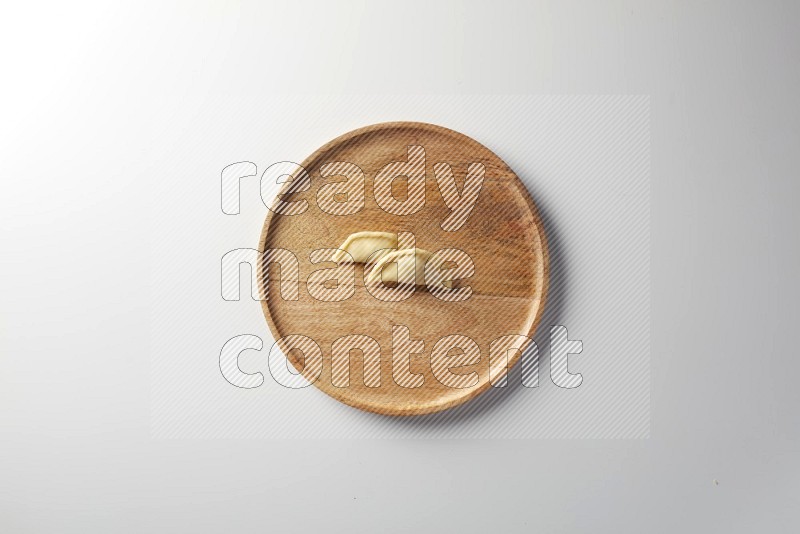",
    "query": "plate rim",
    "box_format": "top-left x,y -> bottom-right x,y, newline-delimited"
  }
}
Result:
258,121 -> 550,416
